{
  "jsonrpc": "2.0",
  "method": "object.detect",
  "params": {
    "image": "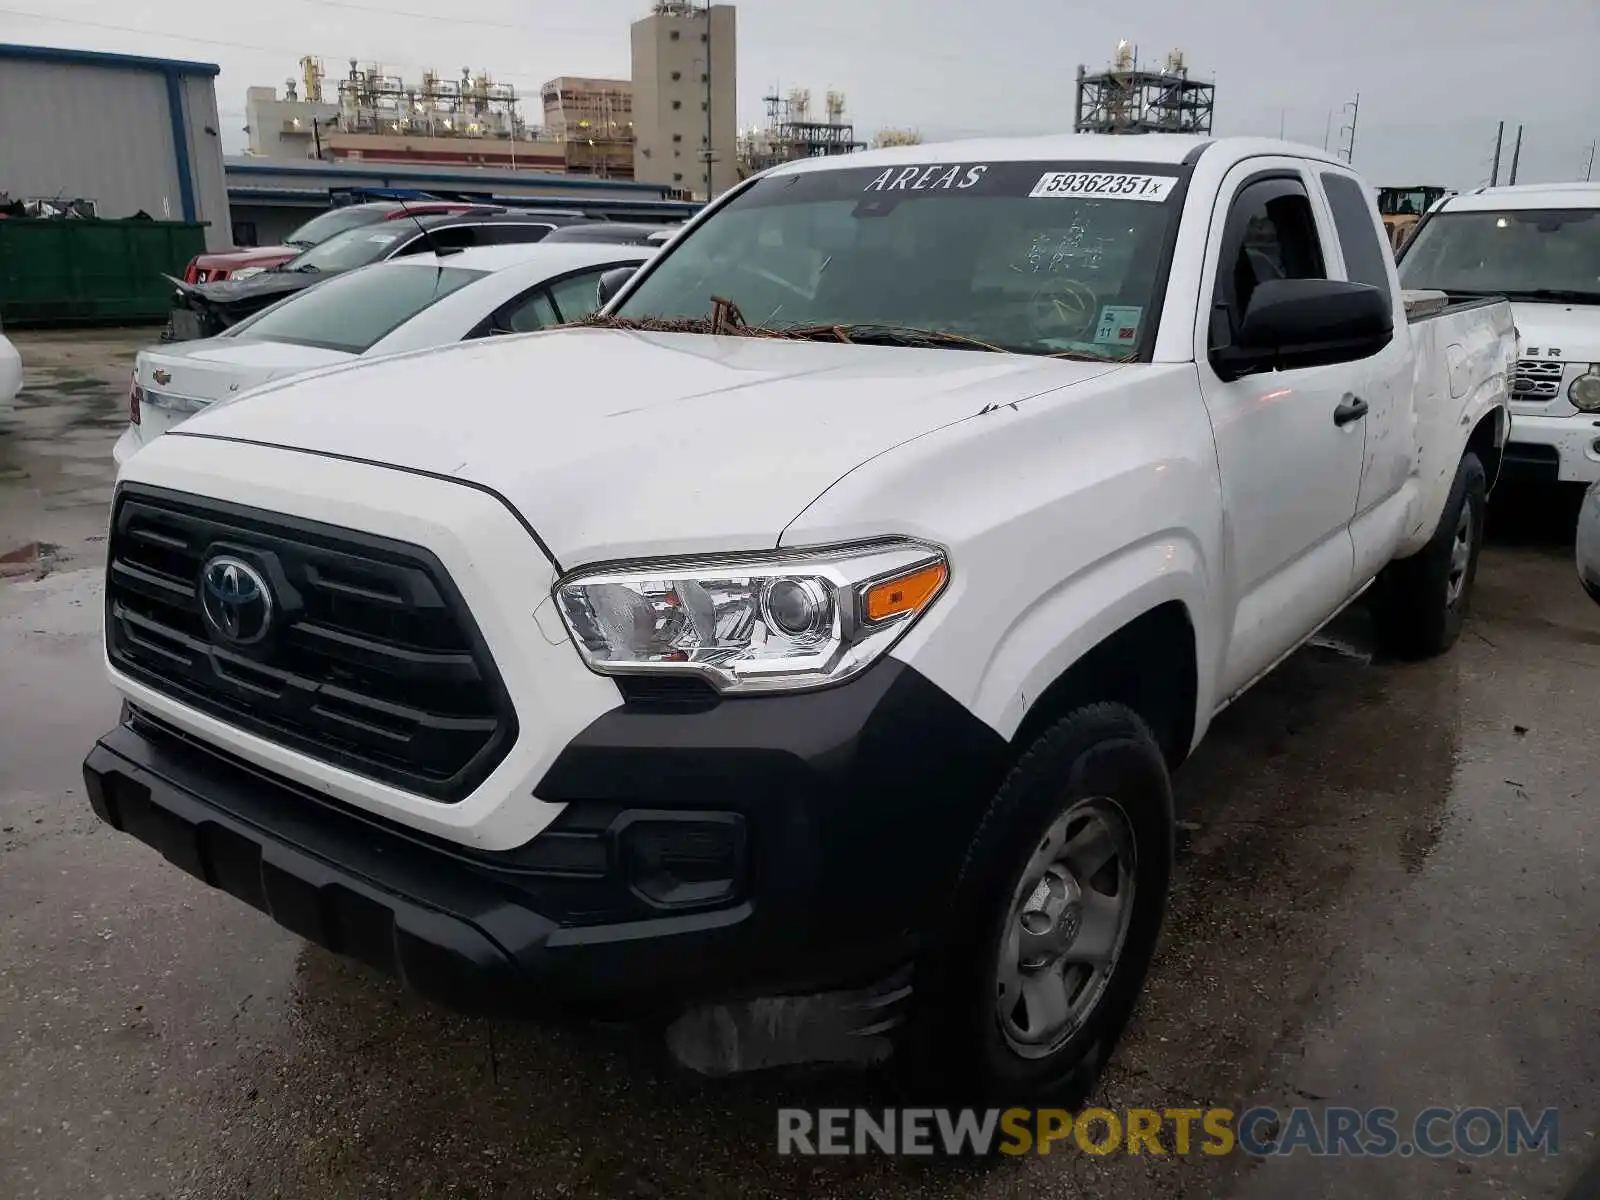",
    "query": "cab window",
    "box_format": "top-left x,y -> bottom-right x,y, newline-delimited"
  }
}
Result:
1210,177 -> 1328,351
1320,172 -> 1394,303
